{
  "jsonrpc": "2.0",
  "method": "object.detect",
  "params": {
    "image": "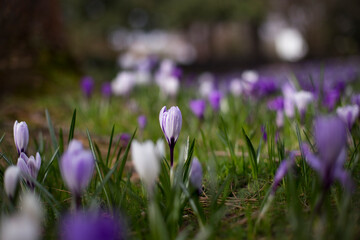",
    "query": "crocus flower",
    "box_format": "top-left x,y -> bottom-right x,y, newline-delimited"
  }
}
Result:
271,152 -> 296,195
119,133 -> 131,148
268,97 -> 285,128
13,120 -> 29,155
111,71 -> 136,96
101,82 -> 112,98
137,115 -> 147,130
189,99 -> 206,119
336,105 -> 359,129
302,116 -> 353,191
267,97 -> 284,111
229,78 -> 243,97
60,211 -> 126,240
4,166 -> 20,200
17,152 -> 41,188
198,72 -> 215,98
131,140 -> 161,192
60,140 -> 95,196
323,89 -> 340,111
208,90 -> 222,111
157,75 -> 180,97
159,106 -> 182,167
282,82 -> 296,118
190,157 -> 203,193
293,90 -> 313,118
81,76 -> 95,99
